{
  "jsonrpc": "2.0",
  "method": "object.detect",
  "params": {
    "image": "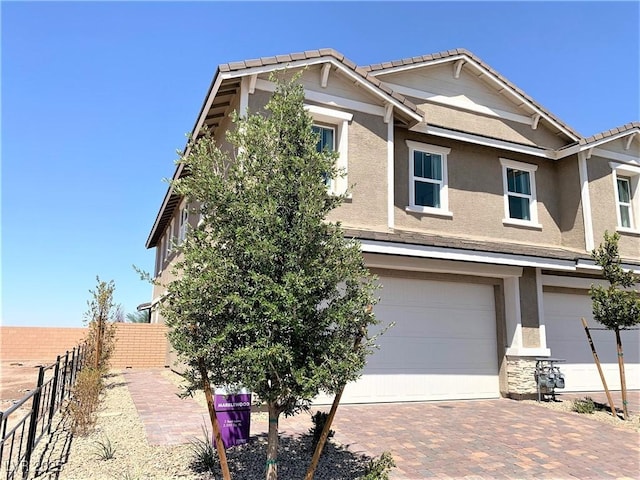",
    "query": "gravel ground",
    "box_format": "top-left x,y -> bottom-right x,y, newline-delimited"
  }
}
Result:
35,371 -> 371,480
